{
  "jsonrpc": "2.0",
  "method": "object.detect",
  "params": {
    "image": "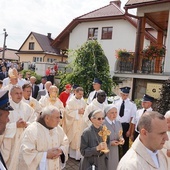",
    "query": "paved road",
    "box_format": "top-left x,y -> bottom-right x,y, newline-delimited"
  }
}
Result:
63,157 -> 80,170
